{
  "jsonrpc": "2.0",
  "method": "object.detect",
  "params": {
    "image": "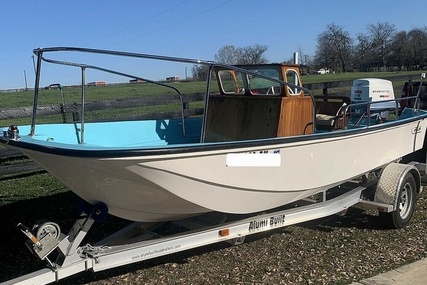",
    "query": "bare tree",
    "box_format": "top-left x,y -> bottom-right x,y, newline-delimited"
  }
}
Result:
367,22 -> 396,69
296,48 -> 311,65
214,44 -> 268,65
214,45 -> 241,65
354,33 -> 374,71
283,48 -> 309,64
389,31 -> 410,70
194,44 -> 268,80
315,24 -> 353,72
295,48 -> 314,74
237,44 -> 268,64
211,25 -> 427,74
314,34 -> 333,70
191,65 -> 210,81
406,28 -> 427,70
